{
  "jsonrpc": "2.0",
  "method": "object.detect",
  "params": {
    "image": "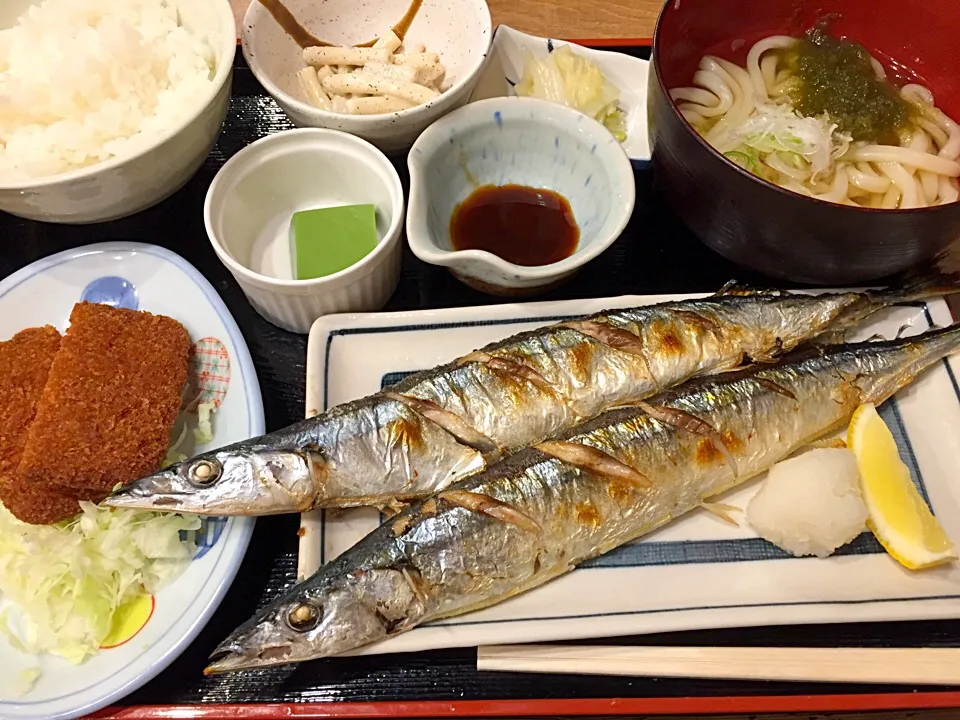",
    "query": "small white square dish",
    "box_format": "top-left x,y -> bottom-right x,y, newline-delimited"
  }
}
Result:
204,128 -> 405,334
469,25 -> 651,163
299,293 -> 960,657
